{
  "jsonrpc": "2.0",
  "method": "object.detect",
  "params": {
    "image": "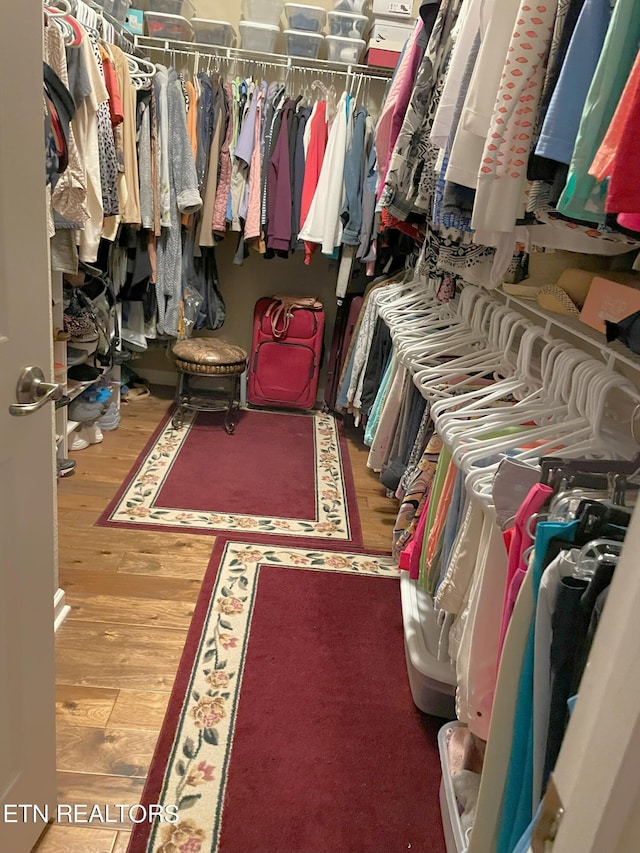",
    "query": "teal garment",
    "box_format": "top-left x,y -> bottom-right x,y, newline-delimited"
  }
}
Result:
556,0 -> 640,223
511,803 -> 544,853
364,358 -> 394,447
496,520 -> 579,853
